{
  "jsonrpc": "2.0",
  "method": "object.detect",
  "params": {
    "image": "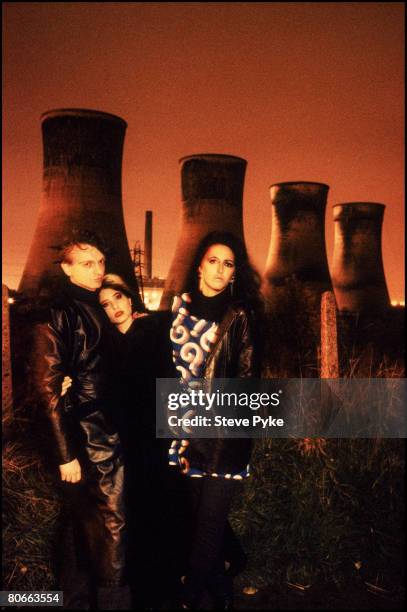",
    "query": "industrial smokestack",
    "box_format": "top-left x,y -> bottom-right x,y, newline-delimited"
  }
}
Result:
160,154 -> 247,309
19,109 -> 138,297
331,203 -> 390,313
262,181 -> 332,312
144,210 -> 153,279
